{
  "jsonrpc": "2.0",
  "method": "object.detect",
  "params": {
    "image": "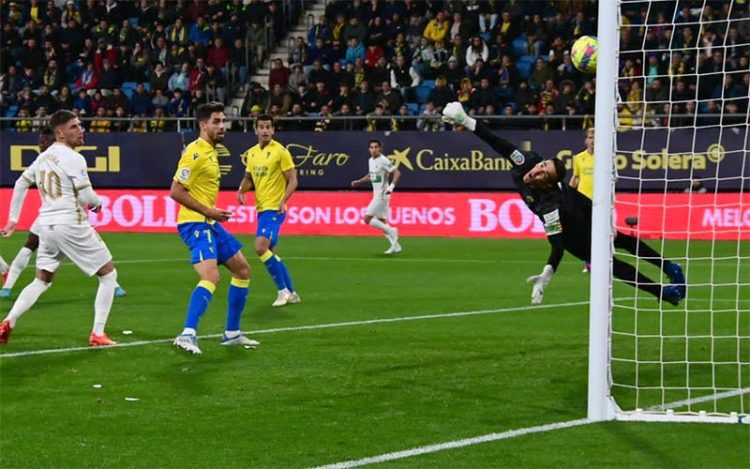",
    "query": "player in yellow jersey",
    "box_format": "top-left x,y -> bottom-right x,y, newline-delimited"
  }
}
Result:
569,127 -> 595,272
237,114 -> 300,307
170,102 -> 257,354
